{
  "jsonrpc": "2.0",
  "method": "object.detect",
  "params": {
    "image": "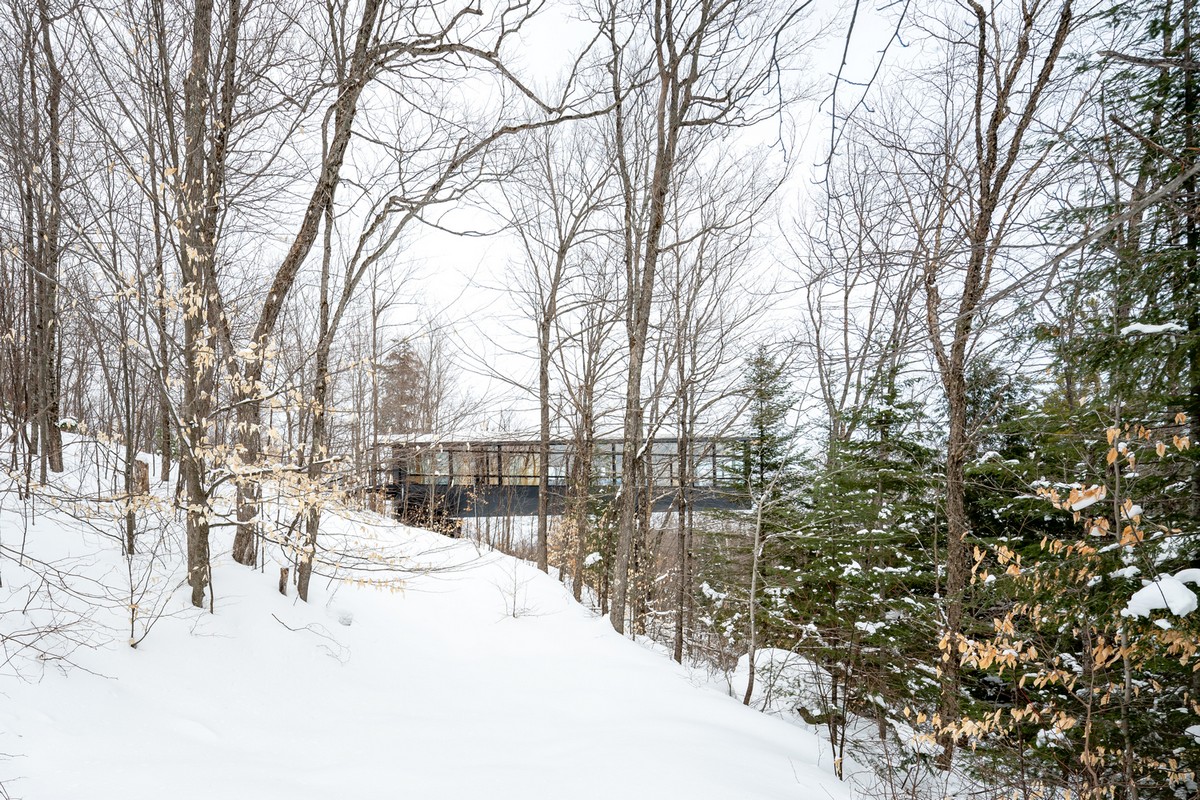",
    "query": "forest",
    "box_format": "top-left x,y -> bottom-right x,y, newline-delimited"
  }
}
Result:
0,0 -> 1198,797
